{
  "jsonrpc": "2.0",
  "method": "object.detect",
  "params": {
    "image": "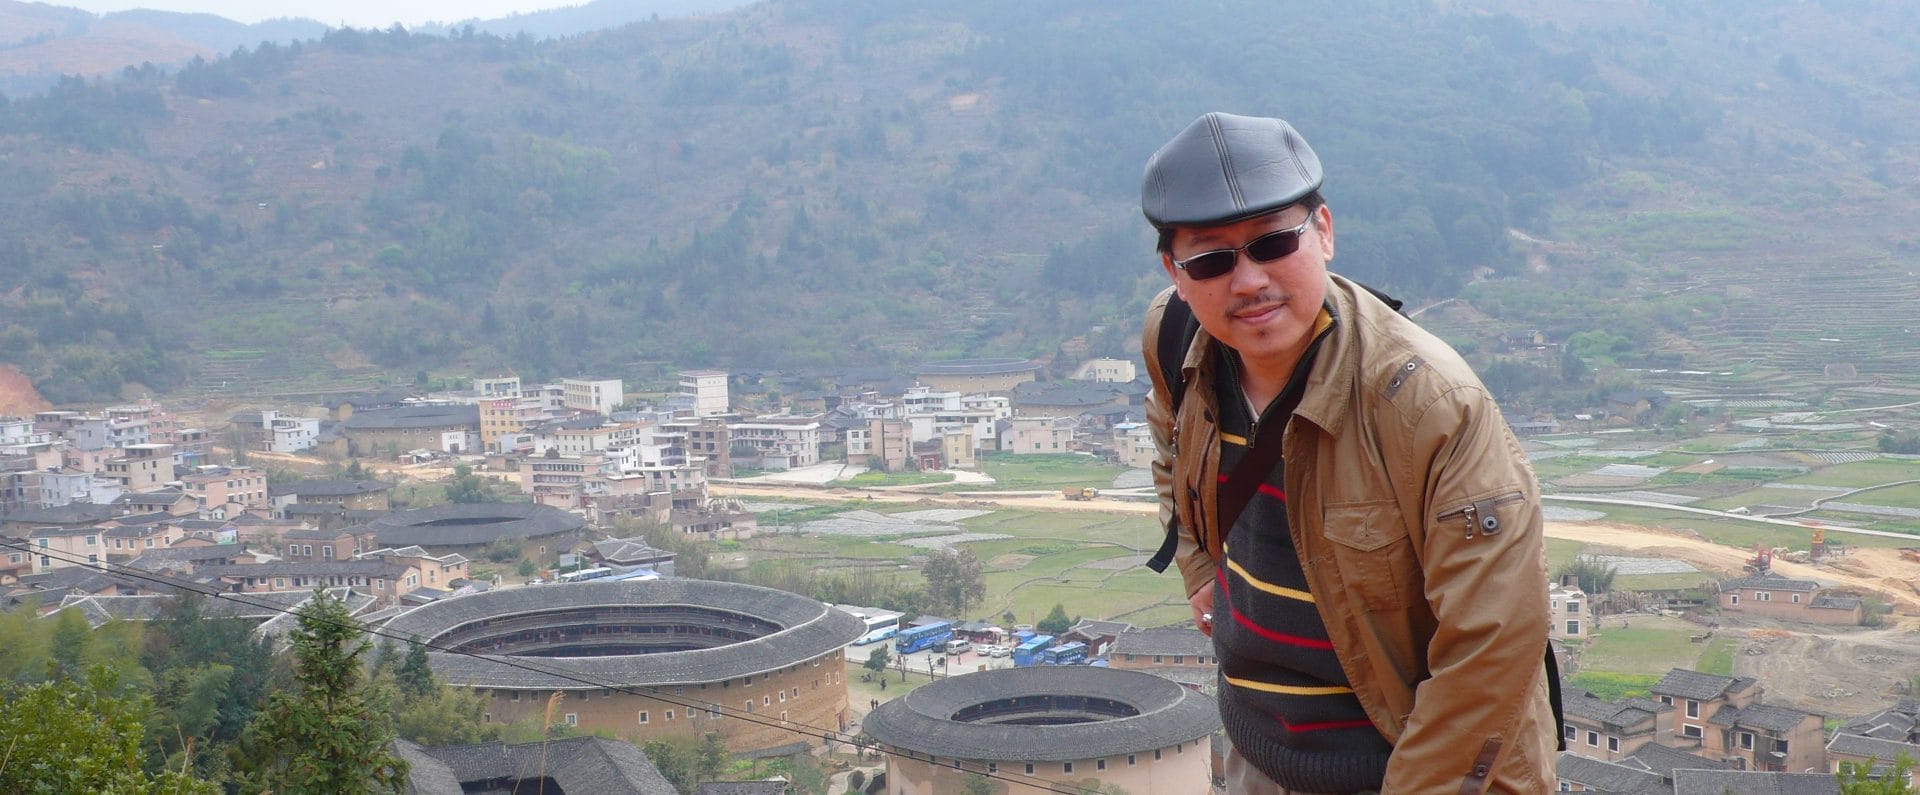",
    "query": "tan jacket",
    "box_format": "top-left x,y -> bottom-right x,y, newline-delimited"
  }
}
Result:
1144,275 -> 1555,794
